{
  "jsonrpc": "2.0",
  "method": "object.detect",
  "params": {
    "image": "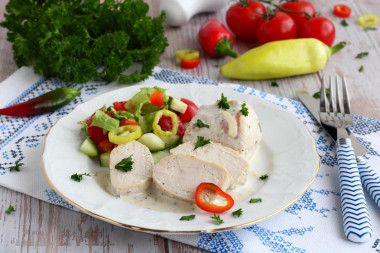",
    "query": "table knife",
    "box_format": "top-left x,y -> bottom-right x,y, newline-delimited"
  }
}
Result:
296,91 -> 380,208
